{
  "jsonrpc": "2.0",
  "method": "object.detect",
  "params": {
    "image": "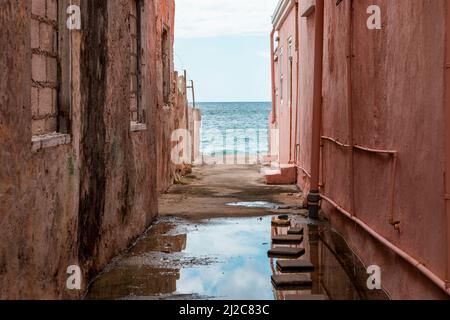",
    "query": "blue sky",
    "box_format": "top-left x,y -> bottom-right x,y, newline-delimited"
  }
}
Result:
174,0 -> 278,102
